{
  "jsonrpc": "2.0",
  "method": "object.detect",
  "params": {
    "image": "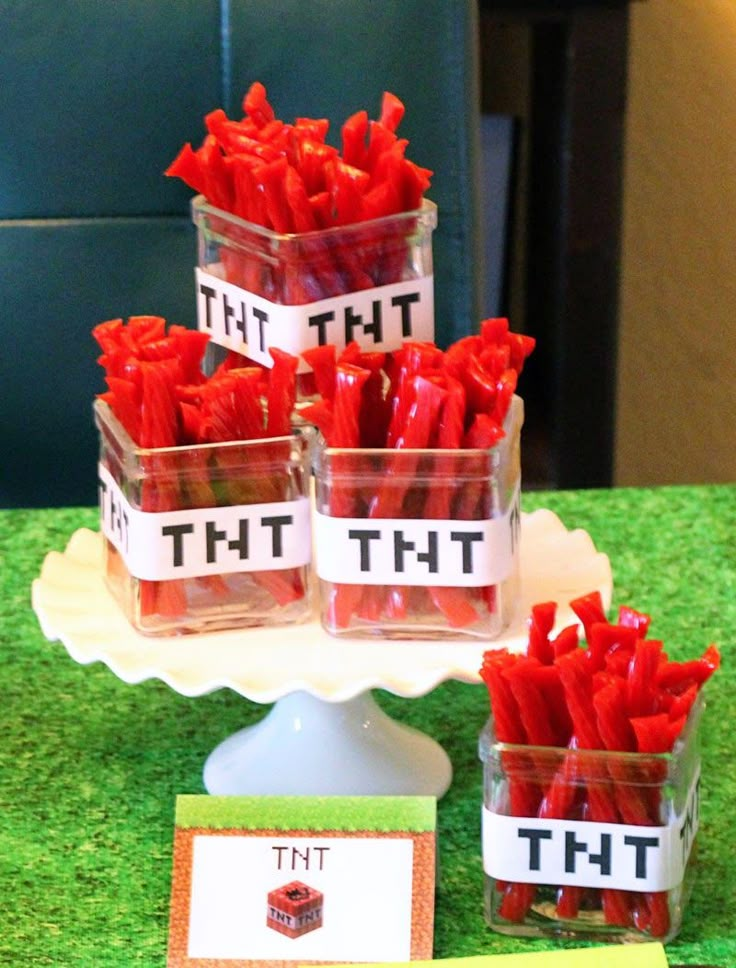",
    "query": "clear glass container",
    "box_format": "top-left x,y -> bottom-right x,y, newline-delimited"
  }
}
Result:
478,695 -> 704,943
312,396 -> 523,640
191,194 -> 438,394
95,400 -> 313,636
